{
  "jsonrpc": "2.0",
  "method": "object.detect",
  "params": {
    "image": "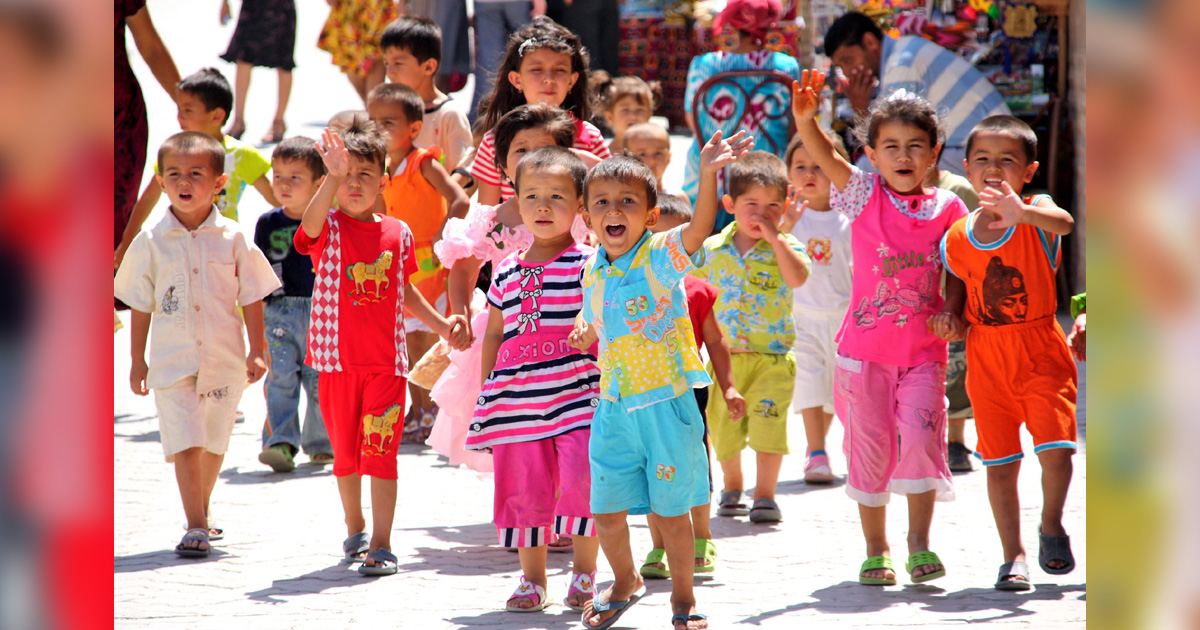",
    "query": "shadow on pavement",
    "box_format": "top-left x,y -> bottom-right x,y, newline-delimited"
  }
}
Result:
397,522 -> 497,548
773,477 -> 847,496
448,608 -> 582,627
245,563 -> 362,603
218,464 -> 333,484
115,548 -> 231,573
115,412 -> 154,425
396,545 -> 520,577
